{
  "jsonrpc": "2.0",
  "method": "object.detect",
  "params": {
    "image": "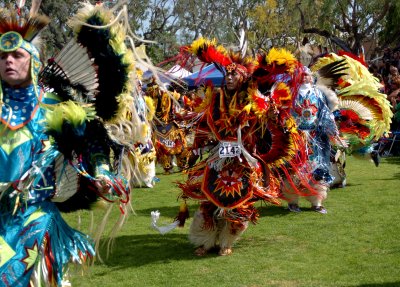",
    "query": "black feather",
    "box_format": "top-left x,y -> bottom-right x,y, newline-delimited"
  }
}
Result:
47,121 -> 87,160
76,13 -> 130,122
39,58 -> 94,102
316,59 -> 348,89
55,176 -> 99,212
